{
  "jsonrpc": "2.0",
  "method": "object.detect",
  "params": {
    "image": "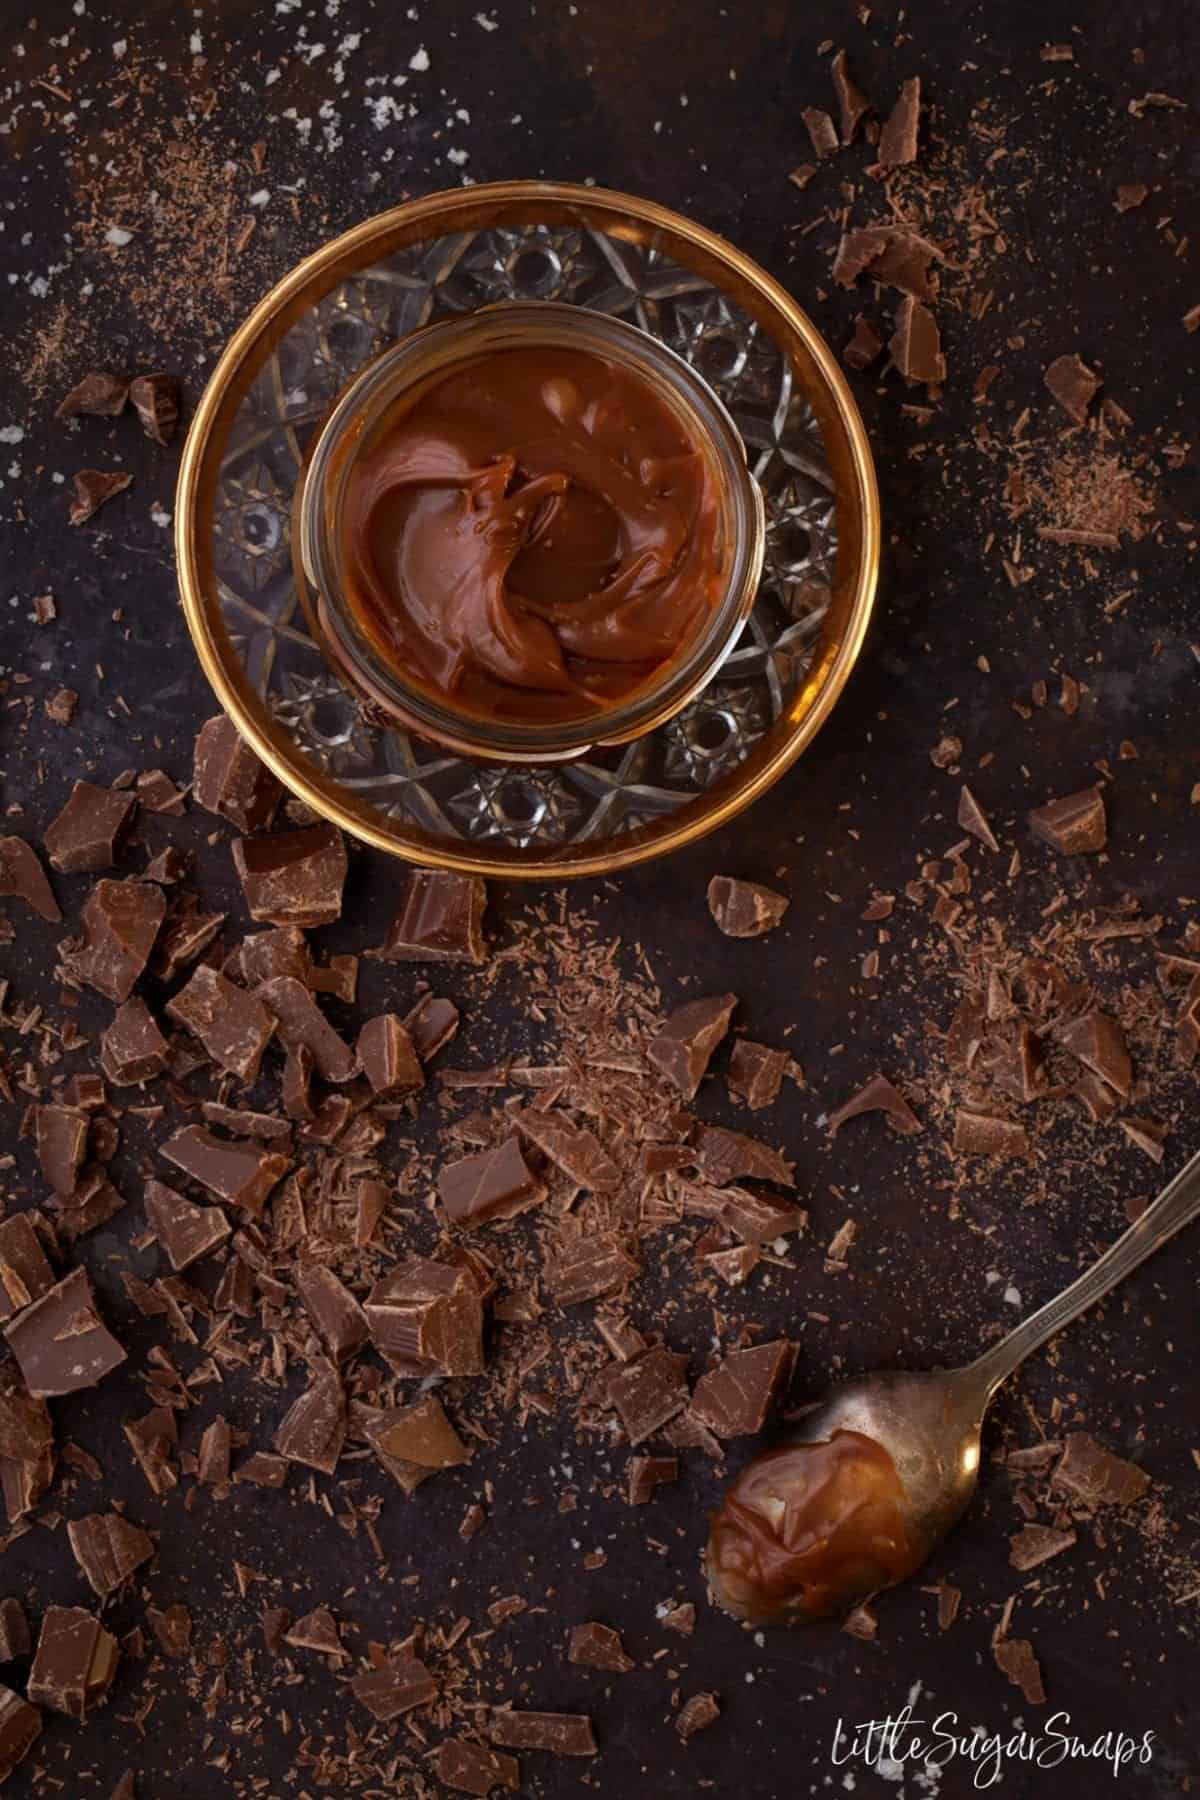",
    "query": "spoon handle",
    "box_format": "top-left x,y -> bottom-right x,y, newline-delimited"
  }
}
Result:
965,1145 -> 1200,1399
